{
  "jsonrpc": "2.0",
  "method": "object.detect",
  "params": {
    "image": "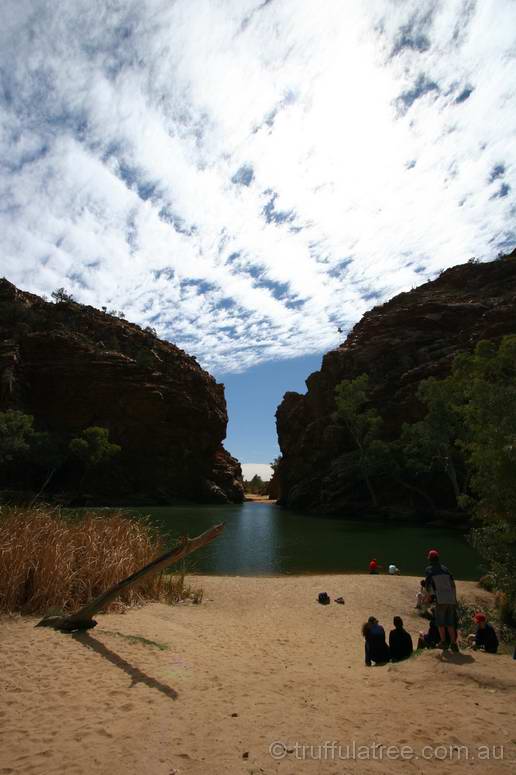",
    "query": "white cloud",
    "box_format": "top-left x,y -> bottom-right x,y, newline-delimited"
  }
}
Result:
241,463 -> 273,481
0,0 -> 515,373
